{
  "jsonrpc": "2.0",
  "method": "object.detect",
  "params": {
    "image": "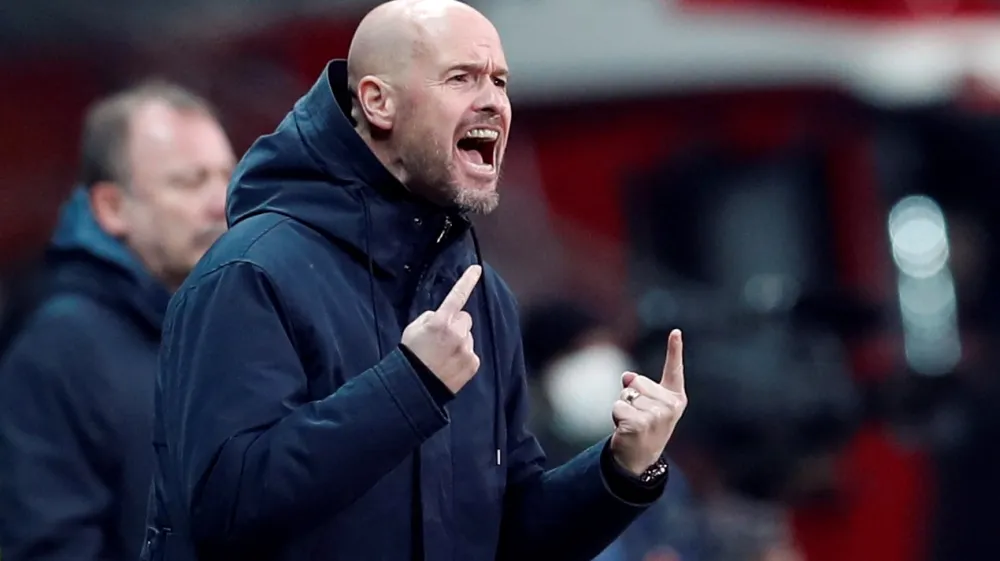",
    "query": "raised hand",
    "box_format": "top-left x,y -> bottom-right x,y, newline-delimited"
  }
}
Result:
609,329 -> 687,476
401,265 -> 483,393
